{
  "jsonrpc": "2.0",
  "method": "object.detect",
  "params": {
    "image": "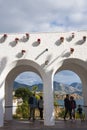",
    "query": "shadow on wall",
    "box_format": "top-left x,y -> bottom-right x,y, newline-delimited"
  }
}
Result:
9,41 -> 17,47
75,39 -> 86,45
0,35 -> 7,43
8,34 -> 29,47
19,36 -> 29,43
0,97 -> 4,119
62,52 -> 71,58
66,36 -> 73,42
43,50 -> 72,69
41,54 -> 52,68
16,52 -> 23,58
55,39 -> 62,46
0,57 -> 7,75
32,41 -> 40,47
